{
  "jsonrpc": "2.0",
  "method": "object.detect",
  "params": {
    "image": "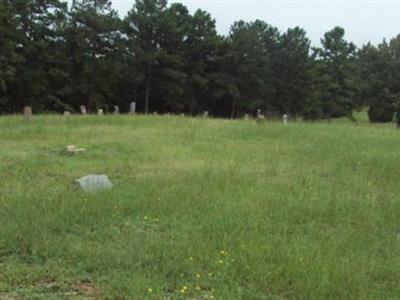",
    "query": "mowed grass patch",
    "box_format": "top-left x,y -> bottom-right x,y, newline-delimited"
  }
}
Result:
0,115 -> 400,299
